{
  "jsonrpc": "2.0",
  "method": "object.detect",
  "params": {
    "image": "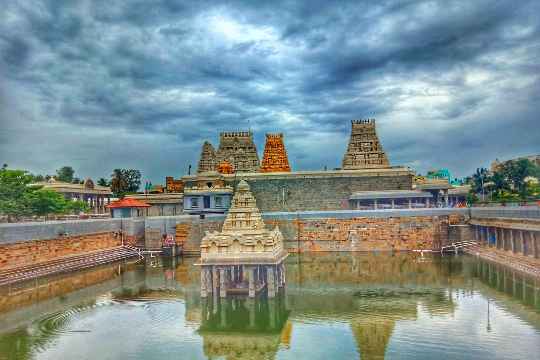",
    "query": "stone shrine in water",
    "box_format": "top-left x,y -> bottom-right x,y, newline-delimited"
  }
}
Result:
198,180 -> 288,298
